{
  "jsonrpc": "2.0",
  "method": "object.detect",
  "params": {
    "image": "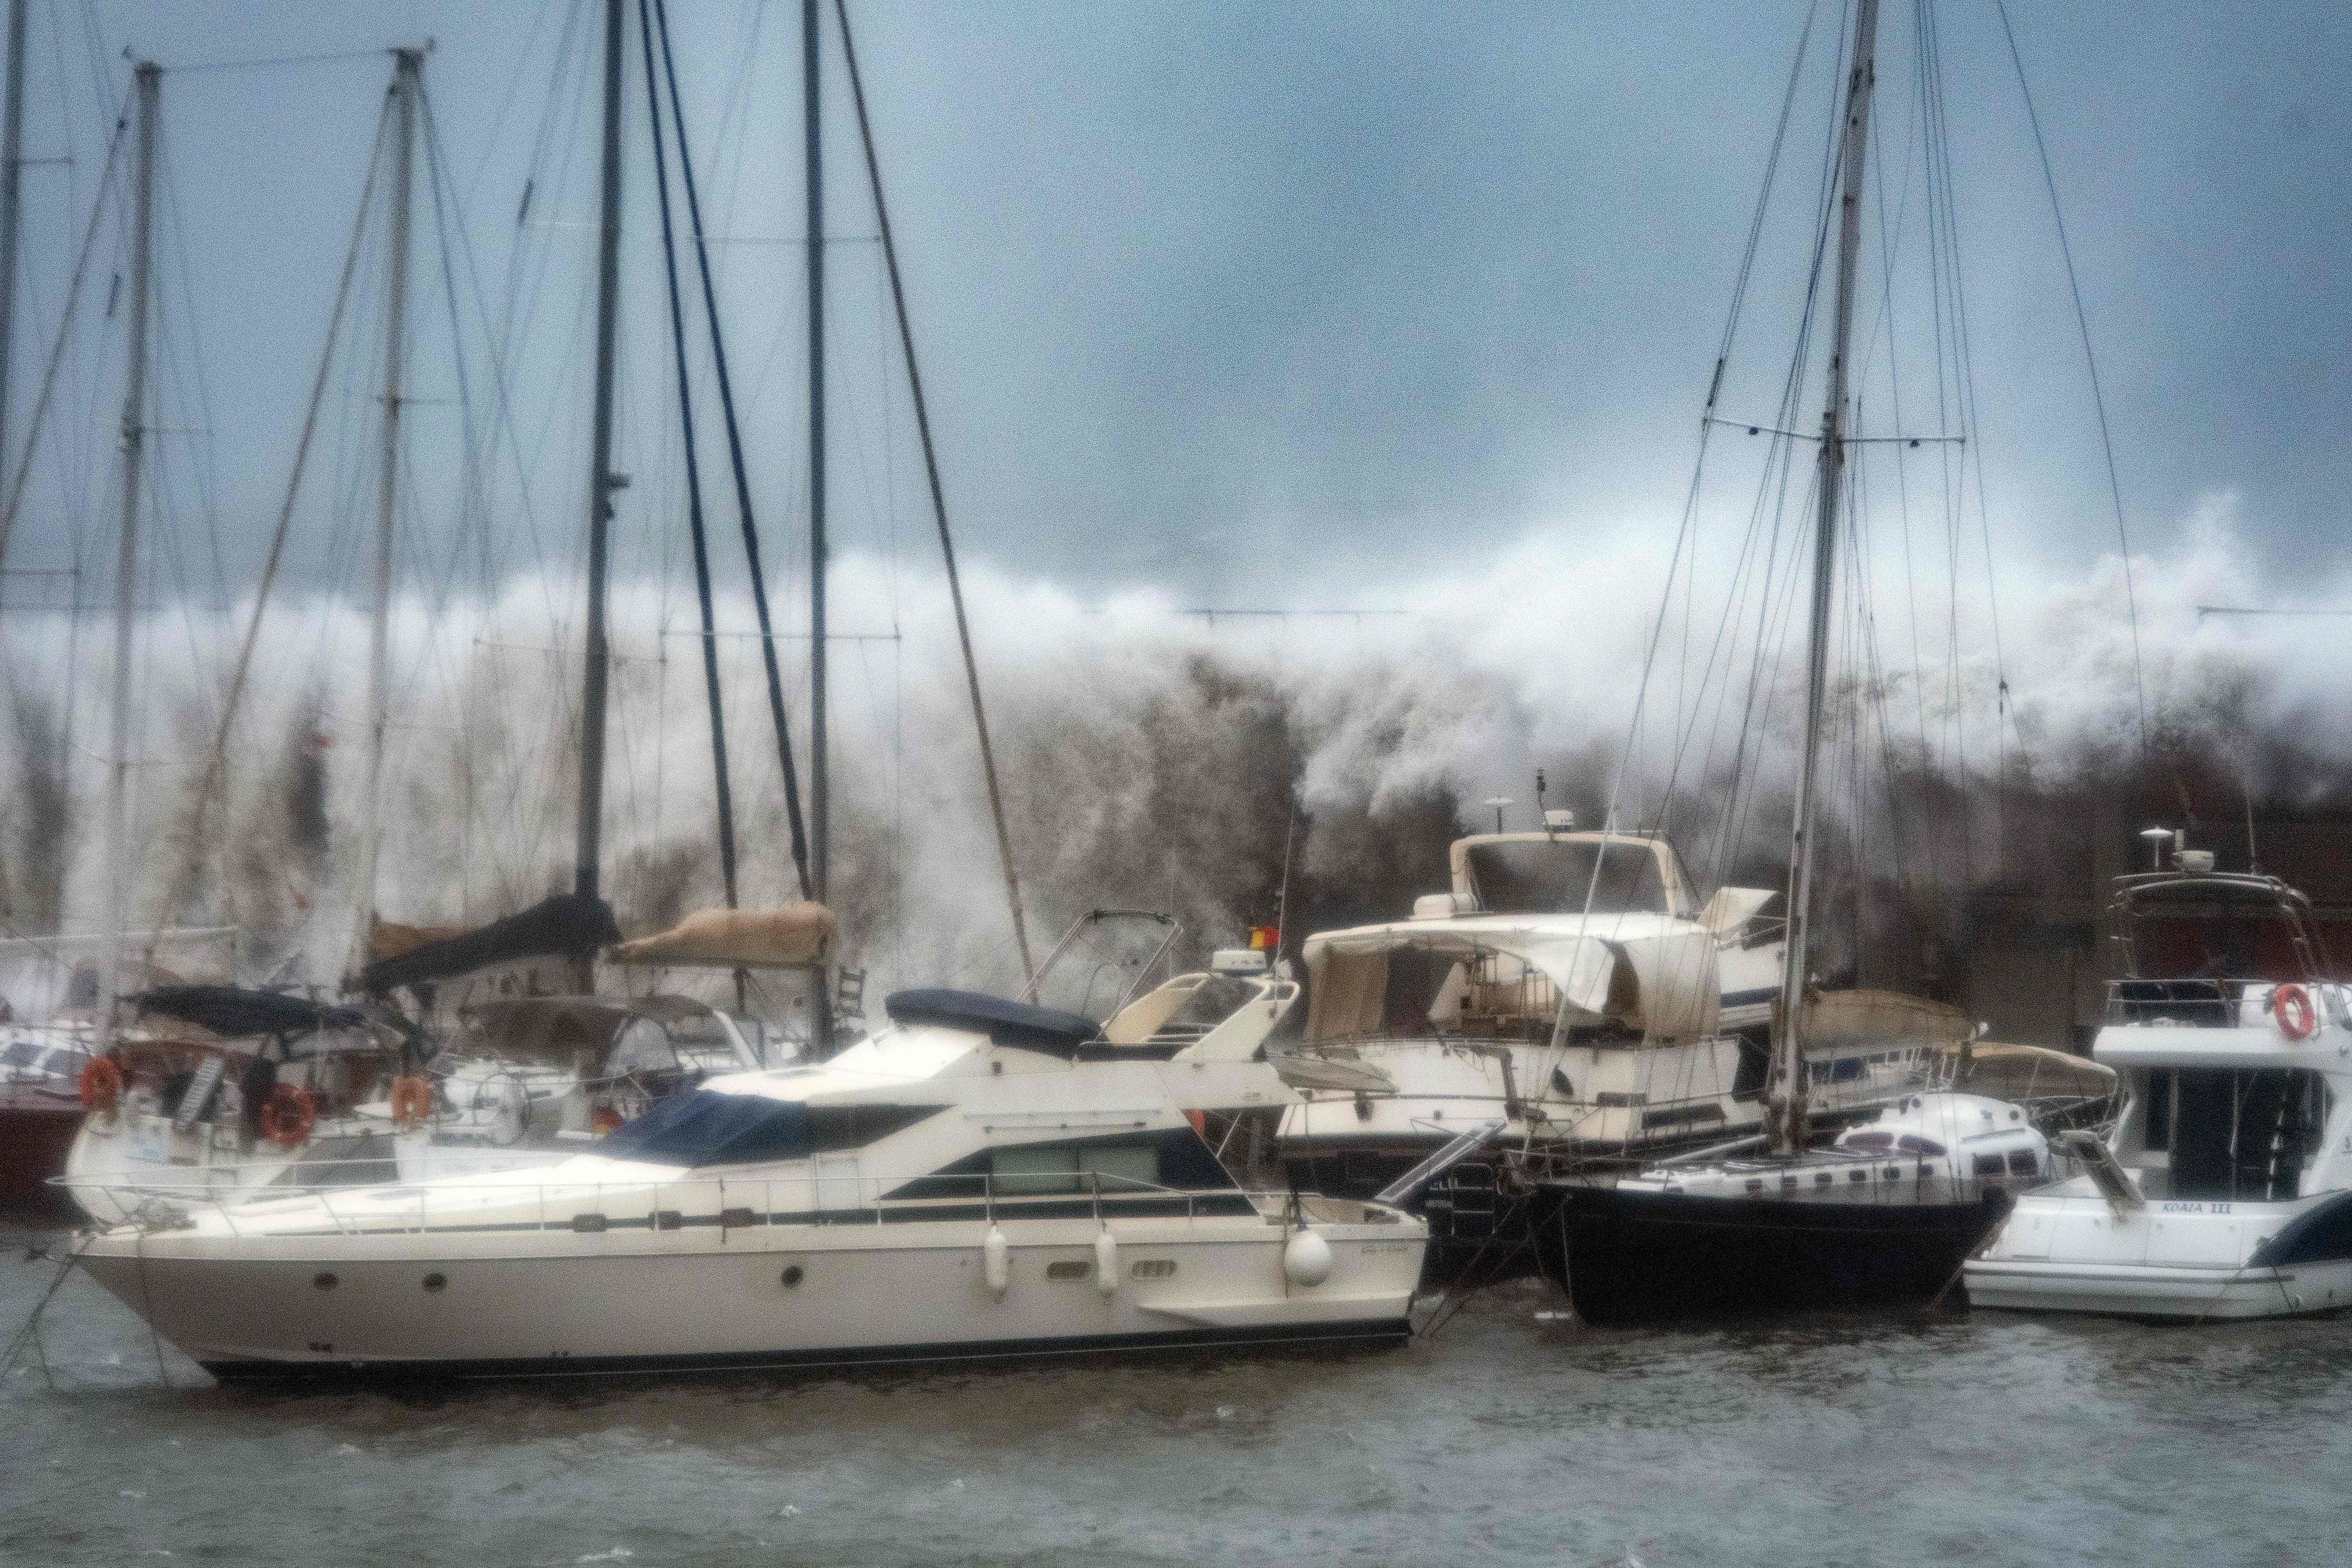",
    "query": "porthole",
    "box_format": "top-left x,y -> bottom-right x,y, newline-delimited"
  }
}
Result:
422,1273 -> 447,1293
781,1265 -> 805,1288
1046,1260 -> 1092,1283
312,1272 -> 338,1291
1130,1259 -> 1176,1280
